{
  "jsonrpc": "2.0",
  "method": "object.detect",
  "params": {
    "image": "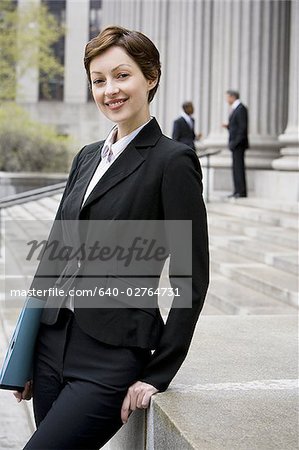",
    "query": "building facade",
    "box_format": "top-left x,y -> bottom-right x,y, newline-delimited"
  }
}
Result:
17,0 -> 299,200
